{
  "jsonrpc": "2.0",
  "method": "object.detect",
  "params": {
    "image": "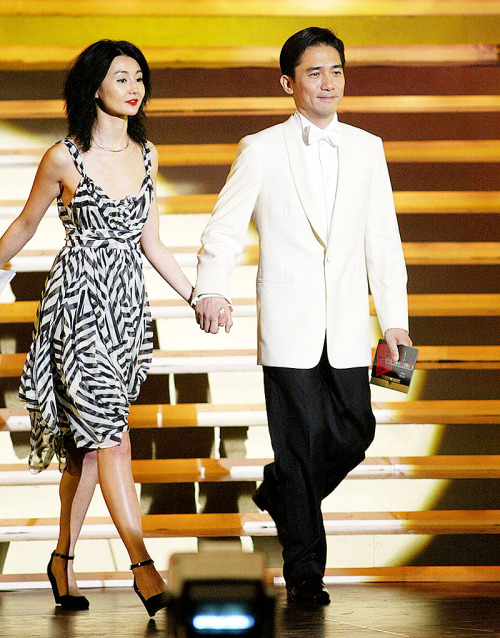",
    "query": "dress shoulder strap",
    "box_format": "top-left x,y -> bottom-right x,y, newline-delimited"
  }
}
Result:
141,141 -> 152,175
61,139 -> 87,177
